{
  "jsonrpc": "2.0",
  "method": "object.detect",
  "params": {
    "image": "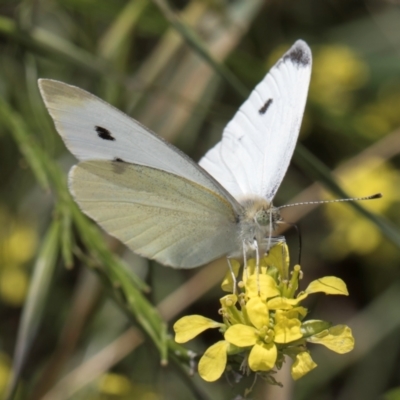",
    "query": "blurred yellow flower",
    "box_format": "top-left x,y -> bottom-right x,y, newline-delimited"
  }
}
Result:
98,372 -> 132,396
309,44 -> 369,114
2,224 -> 38,265
0,208 -> 38,306
353,110 -> 391,139
173,243 -> 354,384
0,267 -> 29,306
0,211 -> 36,261
354,83 -> 400,139
322,160 -> 400,259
